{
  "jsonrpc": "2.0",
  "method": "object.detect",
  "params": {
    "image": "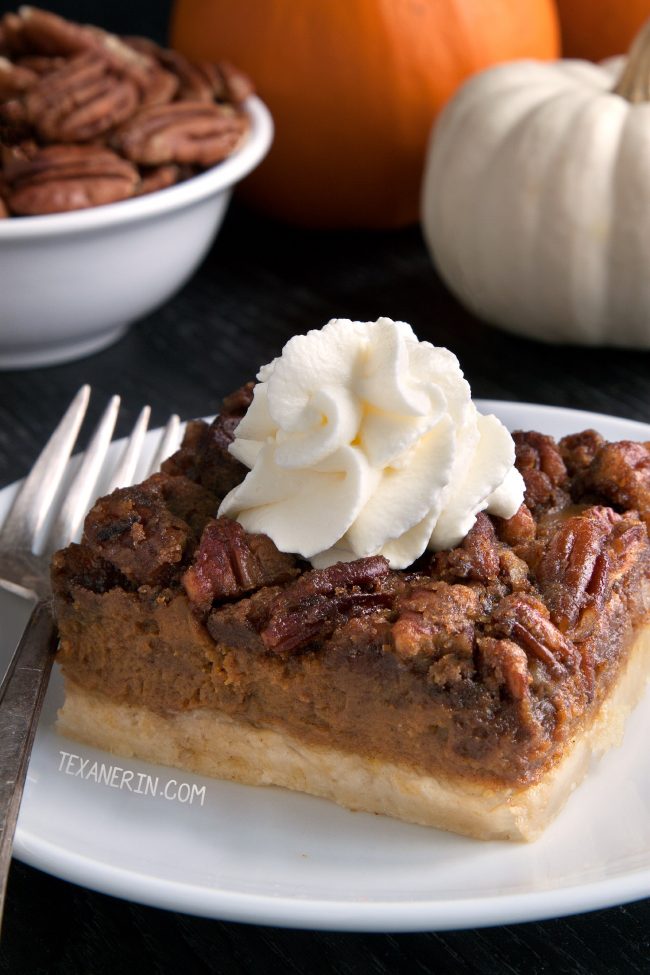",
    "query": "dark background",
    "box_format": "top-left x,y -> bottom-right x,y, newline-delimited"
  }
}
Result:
1,2 -> 650,973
